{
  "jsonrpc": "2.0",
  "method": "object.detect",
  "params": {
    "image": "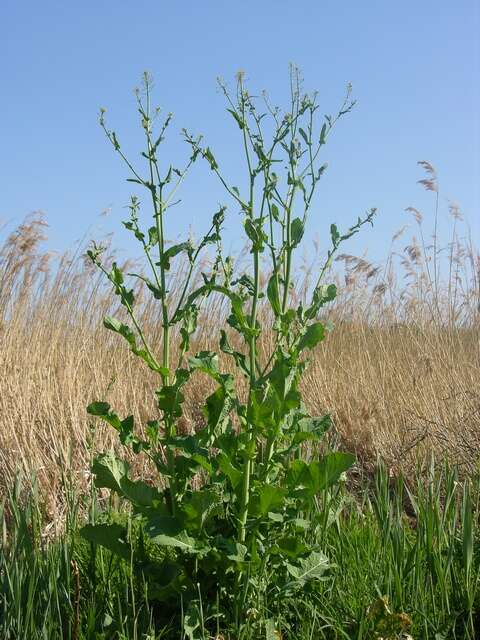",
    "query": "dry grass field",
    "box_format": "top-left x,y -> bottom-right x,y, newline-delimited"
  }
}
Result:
1,175 -> 479,513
